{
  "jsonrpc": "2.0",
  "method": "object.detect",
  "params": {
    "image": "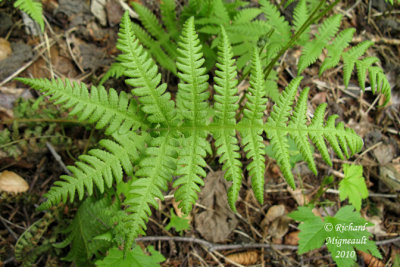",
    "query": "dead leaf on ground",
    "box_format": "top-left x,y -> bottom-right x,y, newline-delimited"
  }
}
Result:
0,42 -> 33,81
91,0 -> 107,26
194,171 -> 238,243
379,163 -> 400,191
106,0 -> 124,26
269,215 -> 291,244
261,204 -> 285,228
0,38 -> 12,61
284,231 -> 300,246
226,251 -> 258,266
261,205 -> 290,244
287,187 -> 309,206
374,143 -> 396,165
364,215 -> 387,237
0,171 -> 29,193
